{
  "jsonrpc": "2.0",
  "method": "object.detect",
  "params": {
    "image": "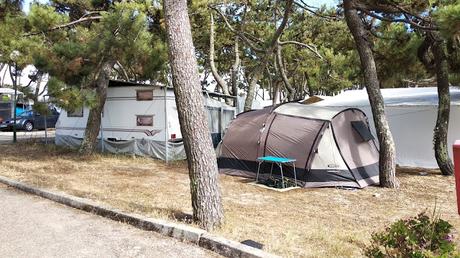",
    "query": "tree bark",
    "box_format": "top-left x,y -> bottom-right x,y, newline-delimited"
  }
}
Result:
79,61 -> 114,155
163,0 -> 224,230
344,0 -> 399,188
431,32 -> 454,175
